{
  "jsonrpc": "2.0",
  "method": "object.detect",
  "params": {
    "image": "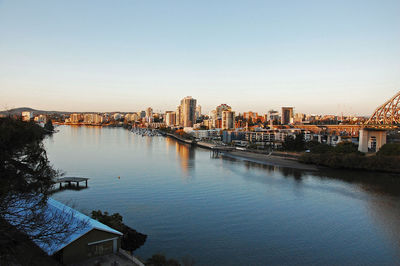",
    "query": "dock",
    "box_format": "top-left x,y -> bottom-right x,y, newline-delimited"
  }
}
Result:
56,177 -> 89,189
210,146 -> 236,158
